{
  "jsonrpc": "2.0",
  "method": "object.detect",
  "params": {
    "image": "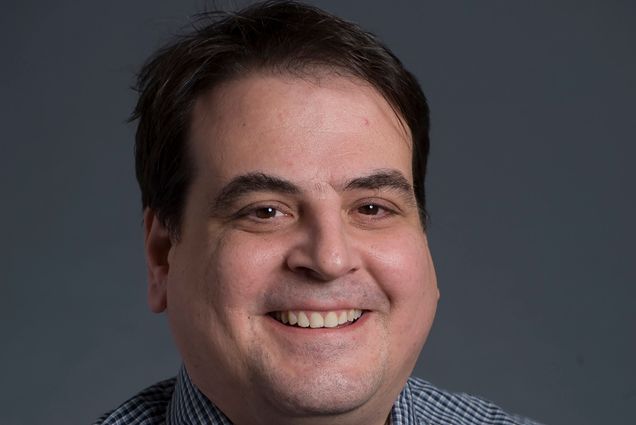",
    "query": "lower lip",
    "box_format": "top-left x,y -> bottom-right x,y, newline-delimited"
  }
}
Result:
266,312 -> 369,334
